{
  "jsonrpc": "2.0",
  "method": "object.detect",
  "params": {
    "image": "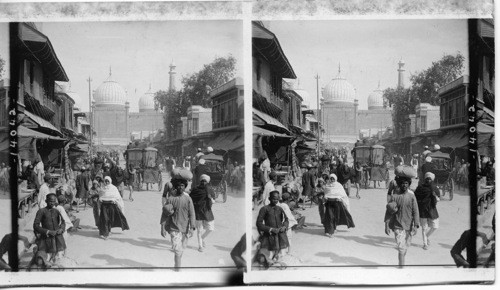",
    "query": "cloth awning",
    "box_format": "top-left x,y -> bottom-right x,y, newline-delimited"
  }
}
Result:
435,132 -> 468,149
19,23 -> 69,81
207,132 -> 243,151
252,22 -> 296,79
253,126 -> 292,138
253,109 -> 290,133
18,125 -> 65,140
23,110 -> 62,135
